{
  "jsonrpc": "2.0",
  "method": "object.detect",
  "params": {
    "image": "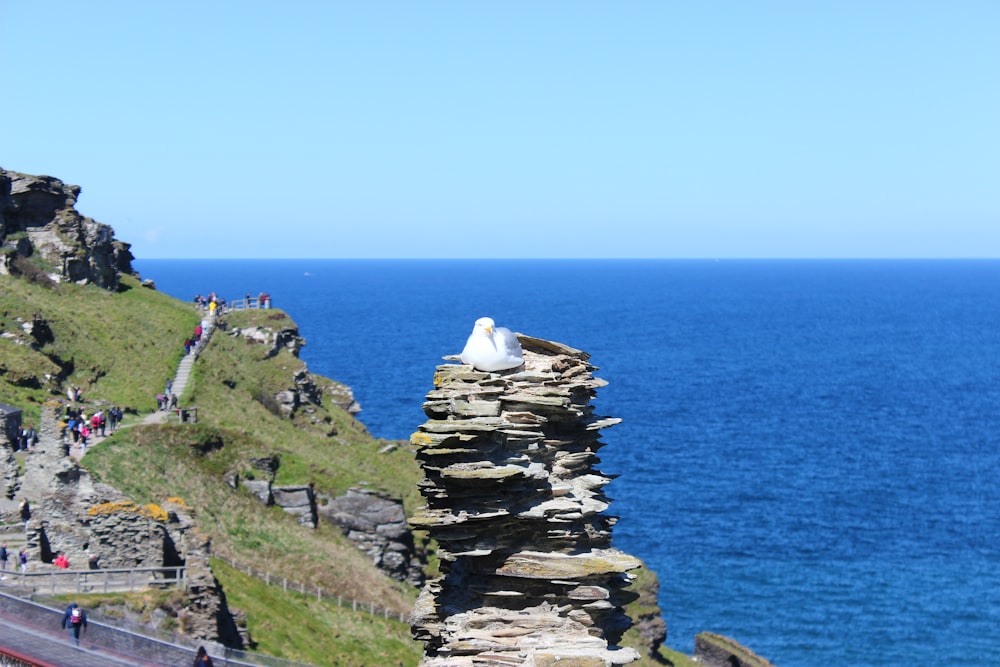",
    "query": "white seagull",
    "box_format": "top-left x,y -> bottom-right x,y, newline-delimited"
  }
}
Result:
460,317 -> 524,372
